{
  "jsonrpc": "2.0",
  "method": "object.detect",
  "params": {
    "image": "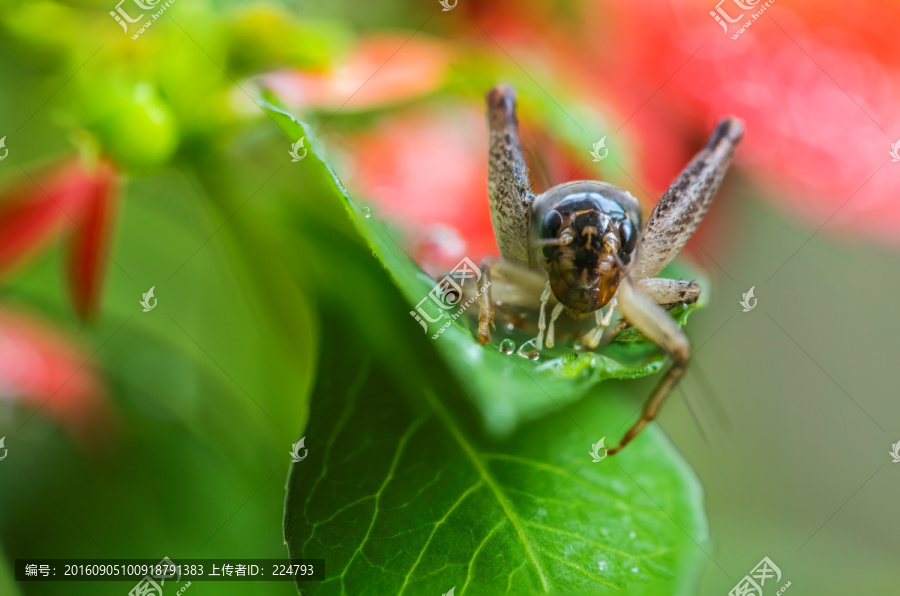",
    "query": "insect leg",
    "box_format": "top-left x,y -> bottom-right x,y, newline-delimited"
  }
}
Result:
636,278 -> 701,307
474,257 -> 547,344
487,85 -> 537,267
593,280 -> 697,347
633,118 -> 743,281
607,277 -> 689,455
477,263 -> 495,345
